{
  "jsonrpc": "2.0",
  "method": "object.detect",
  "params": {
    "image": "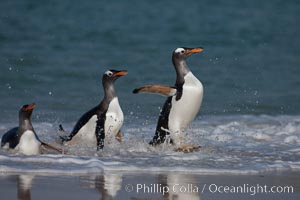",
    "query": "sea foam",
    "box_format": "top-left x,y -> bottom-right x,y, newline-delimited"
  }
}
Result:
0,115 -> 299,175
